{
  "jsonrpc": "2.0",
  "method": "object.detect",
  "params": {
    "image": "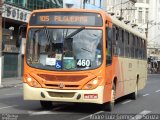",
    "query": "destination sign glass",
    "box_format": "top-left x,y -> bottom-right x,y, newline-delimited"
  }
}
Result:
29,12 -> 103,27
